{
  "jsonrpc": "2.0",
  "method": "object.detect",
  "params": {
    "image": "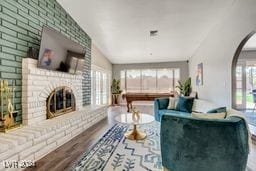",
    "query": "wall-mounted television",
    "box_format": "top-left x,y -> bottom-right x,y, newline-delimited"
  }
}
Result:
38,26 -> 86,74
